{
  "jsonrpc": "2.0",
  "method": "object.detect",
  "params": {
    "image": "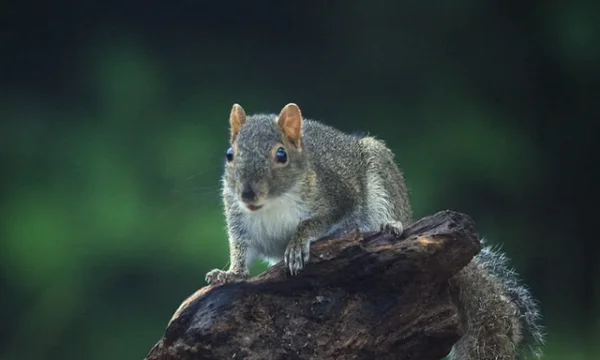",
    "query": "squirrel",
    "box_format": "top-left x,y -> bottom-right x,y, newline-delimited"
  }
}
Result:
205,103 -> 544,360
